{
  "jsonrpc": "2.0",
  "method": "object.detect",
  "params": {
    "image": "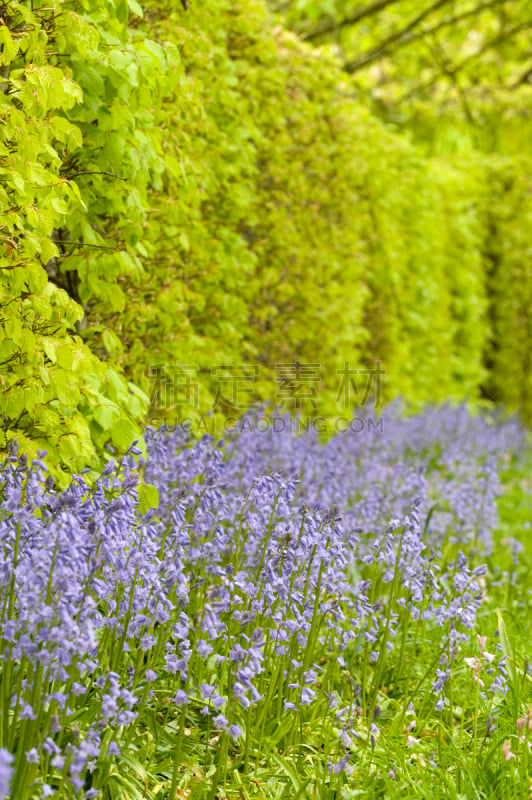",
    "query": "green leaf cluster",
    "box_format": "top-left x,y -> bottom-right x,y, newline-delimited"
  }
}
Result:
0,0 -> 163,482
110,0 -> 510,419
0,0 -> 530,478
